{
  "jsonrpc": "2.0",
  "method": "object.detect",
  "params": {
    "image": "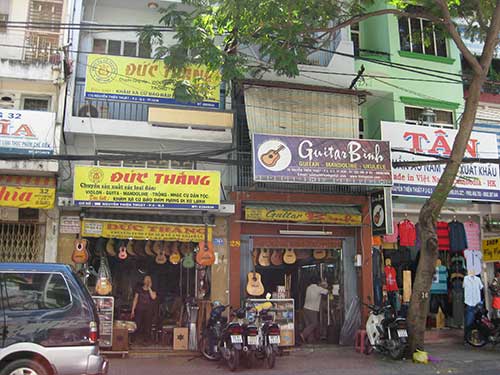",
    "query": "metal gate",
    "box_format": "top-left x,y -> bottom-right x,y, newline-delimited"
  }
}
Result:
0,223 -> 44,262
